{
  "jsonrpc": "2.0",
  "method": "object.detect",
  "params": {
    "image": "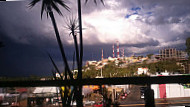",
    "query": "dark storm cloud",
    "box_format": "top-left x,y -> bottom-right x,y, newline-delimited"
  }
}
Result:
0,2 -> 49,43
0,35 -> 52,76
0,1 -> 73,45
0,0 -> 190,77
0,1 -> 75,76
0,1 -> 78,76
0,31 -> 77,77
